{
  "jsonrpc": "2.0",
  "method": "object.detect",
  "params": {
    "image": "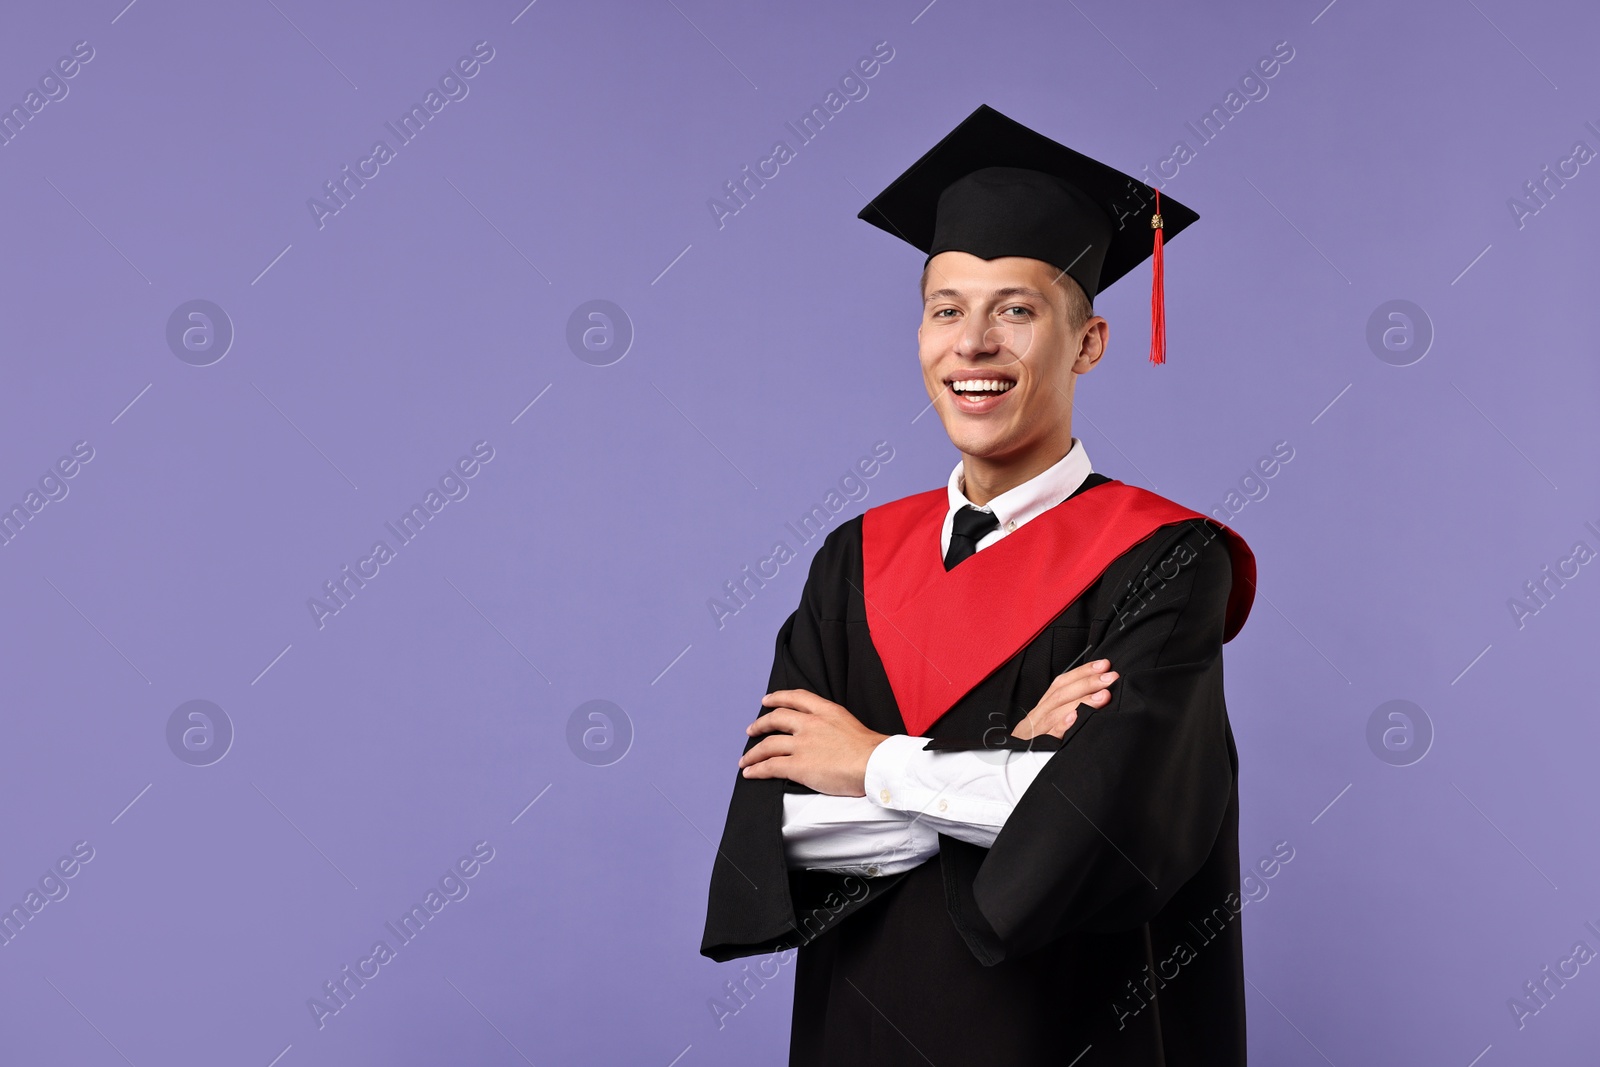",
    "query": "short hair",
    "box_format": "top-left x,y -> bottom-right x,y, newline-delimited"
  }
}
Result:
918,260 -> 1094,333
